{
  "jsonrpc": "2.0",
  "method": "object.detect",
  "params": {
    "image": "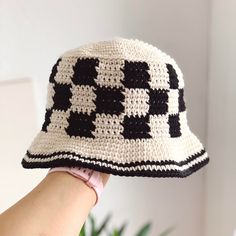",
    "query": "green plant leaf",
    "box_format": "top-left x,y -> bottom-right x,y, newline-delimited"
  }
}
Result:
97,213 -> 112,235
88,214 -> 97,236
111,228 -> 120,236
79,223 -> 86,236
118,222 -> 127,235
158,226 -> 175,236
136,222 -> 152,236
